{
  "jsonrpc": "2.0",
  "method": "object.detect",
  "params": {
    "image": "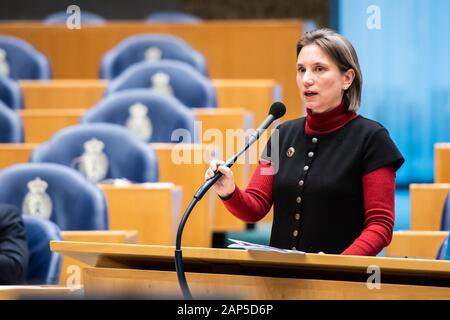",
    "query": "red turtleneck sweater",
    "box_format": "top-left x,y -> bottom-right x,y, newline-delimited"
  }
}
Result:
222,103 -> 395,256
